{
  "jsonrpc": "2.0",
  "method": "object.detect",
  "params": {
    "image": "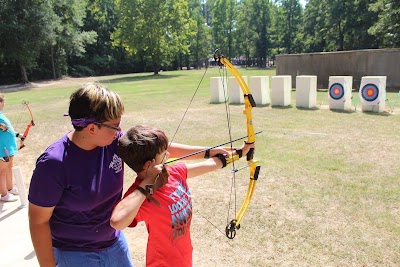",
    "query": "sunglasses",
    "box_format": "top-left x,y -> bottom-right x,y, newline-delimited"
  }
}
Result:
95,122 -> 121,132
